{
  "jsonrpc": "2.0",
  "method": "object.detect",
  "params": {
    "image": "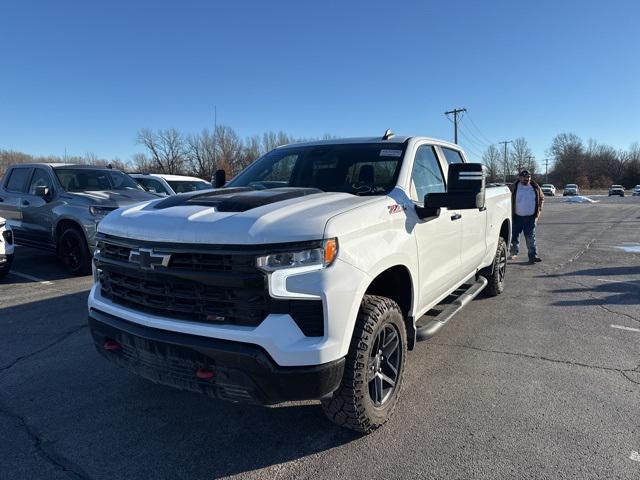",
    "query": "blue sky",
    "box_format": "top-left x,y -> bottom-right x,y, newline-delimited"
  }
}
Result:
1,0 -> 639,165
